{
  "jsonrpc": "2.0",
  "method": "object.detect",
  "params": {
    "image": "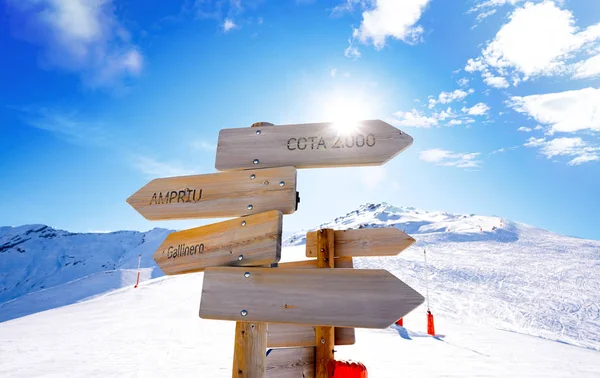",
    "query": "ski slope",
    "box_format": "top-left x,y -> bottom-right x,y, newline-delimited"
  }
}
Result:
286,203 -> 600,350
1,201 -> 599,371
0,265 -> 598,378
